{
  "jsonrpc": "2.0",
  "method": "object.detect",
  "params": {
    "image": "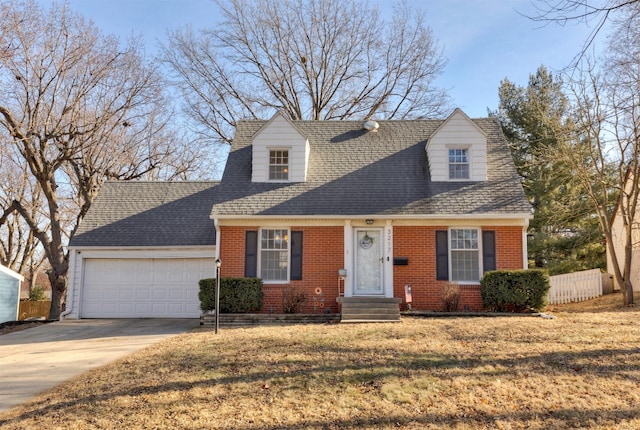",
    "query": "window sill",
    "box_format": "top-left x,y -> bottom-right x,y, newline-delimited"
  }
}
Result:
452,282 -> 481,287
